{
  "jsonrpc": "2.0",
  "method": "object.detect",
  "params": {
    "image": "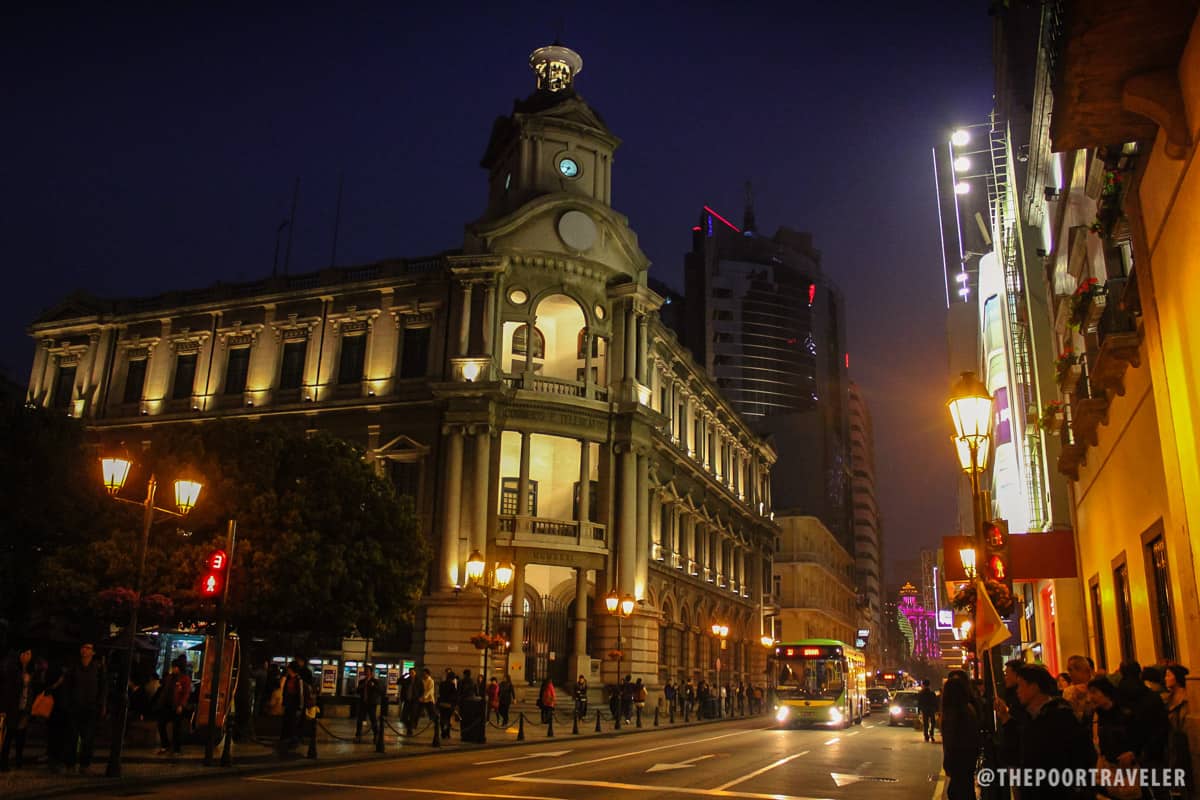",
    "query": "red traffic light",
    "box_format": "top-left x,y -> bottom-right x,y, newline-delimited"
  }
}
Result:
200,572 -> 222,596
206,549 -> 228,571
986,554 -> 1007,581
